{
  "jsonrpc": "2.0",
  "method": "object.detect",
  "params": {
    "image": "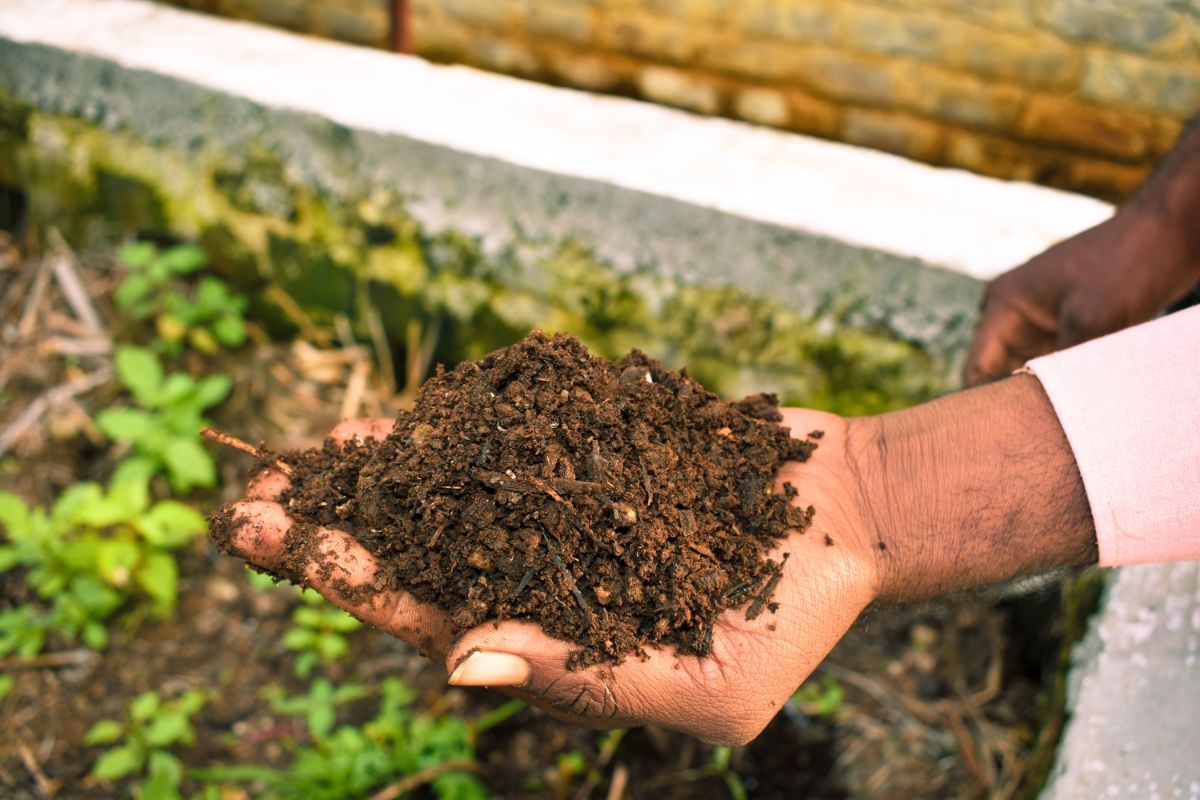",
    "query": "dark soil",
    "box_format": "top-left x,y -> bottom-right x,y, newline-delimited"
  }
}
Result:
213,331 -> 820,668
